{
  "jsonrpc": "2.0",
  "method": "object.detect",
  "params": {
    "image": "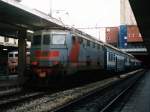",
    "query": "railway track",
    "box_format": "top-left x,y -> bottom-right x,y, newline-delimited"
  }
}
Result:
0,88 -> 46,111
100,75 -> 141,112
1,69 -> 144,112
50,69 -> 145,112
101,70 -> 147,112
0,86 -> 22,98
0,84 -> 20,90
4,76 -> 120,112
